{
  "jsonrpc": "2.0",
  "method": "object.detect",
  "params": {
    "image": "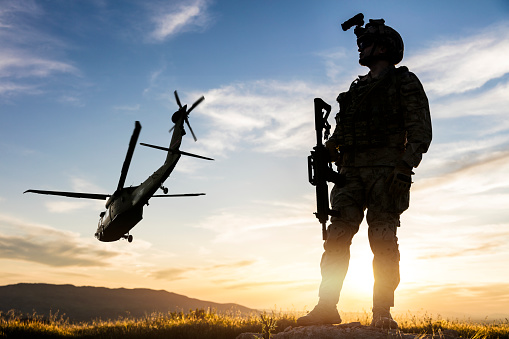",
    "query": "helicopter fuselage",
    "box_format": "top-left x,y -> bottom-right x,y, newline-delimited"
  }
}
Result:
95,187 -> 143,242
94,144 -> 182,242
